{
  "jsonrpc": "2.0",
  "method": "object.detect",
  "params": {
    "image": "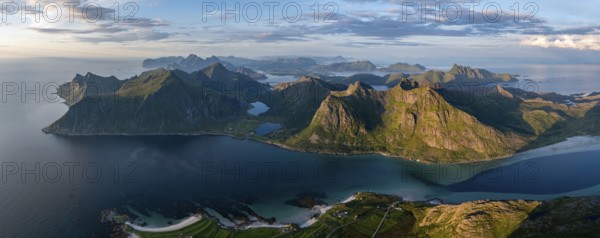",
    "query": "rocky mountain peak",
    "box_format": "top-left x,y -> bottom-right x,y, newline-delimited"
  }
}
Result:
201,62 -> 232,79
